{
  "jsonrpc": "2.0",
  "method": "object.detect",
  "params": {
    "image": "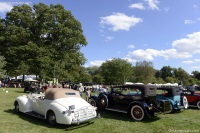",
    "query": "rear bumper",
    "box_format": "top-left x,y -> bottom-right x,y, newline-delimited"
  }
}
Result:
71,113 -> 100,125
